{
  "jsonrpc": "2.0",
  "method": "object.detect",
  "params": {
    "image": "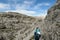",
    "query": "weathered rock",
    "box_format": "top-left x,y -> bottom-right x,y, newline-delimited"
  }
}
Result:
41,0 -> 60,40
0,12 -> 41,40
